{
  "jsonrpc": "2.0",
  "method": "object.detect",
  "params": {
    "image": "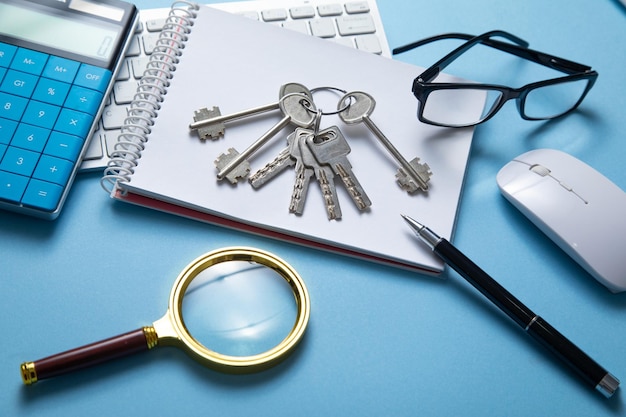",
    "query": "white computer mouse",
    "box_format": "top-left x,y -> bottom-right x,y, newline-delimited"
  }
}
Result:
496,148 -> 626,293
